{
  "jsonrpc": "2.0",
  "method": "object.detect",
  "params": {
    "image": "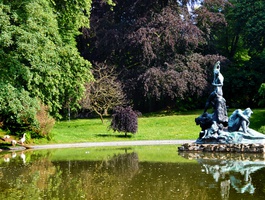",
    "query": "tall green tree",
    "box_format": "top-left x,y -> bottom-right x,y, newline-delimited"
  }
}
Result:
215,0 -> 265,60
0,0 -> 120,133
214,0 -> 265,107
0,0 -> 93,119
